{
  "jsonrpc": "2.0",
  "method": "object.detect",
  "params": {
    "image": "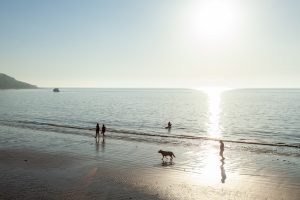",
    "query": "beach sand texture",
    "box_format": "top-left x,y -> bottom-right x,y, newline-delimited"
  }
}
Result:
0,126 -> 299,200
